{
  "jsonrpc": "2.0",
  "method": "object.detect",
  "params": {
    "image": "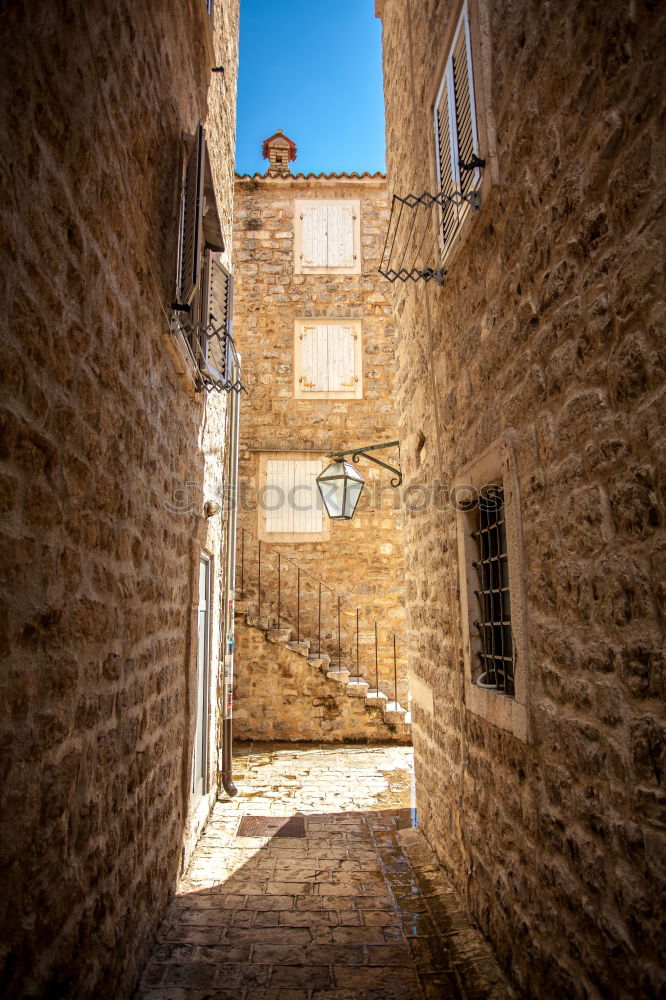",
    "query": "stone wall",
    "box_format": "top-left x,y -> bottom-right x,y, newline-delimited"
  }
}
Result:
0,1 -> 238,997
233,172 -> 409,708
377,0 -> 665,997
234,615 -> 411,744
